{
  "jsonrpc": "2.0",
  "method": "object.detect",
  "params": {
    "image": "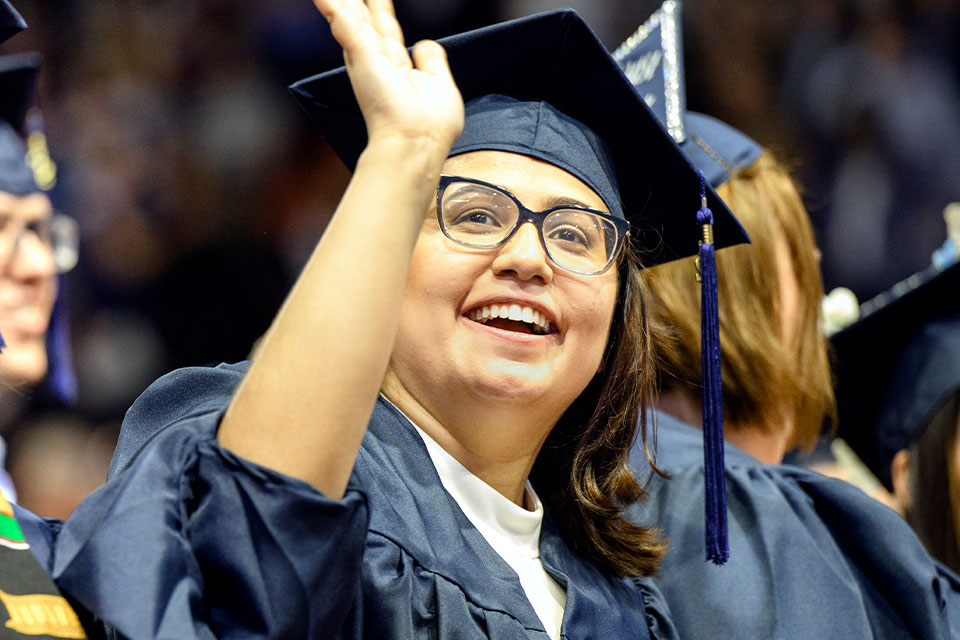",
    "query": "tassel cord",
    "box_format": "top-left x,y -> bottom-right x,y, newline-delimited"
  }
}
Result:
697,173 -> 728,564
